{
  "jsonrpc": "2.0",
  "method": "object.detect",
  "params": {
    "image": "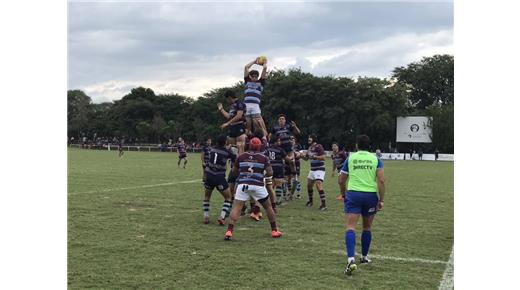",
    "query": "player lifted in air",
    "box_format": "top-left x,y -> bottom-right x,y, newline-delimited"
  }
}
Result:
201,137 -> 212,182
217,90 -> 247,154
243,57 -> 268,138
301,134 -> 327,210
331,142 -> 348,200
224,137 -> 282,240
176,137 -> 188,169
202,135 -> 236,225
